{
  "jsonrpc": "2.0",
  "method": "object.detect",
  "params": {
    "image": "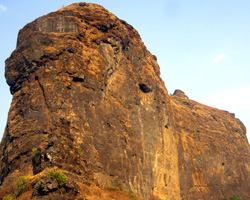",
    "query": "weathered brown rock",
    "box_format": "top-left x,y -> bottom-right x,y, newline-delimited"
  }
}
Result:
0,3 -> 250,200
173,89 -> 189,99
0,3 -> 180,200
171,91 -> 250,199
